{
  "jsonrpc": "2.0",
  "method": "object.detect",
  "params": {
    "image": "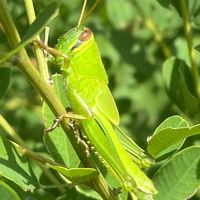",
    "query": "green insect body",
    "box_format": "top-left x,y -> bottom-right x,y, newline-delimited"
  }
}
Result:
55,26 -> 157,197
